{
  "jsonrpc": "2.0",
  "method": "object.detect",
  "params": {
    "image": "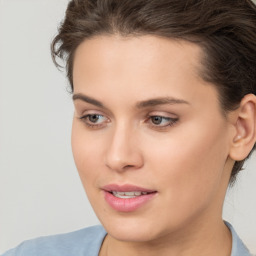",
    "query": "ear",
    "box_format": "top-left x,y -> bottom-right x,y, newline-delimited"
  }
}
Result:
229,94 -> 256,161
